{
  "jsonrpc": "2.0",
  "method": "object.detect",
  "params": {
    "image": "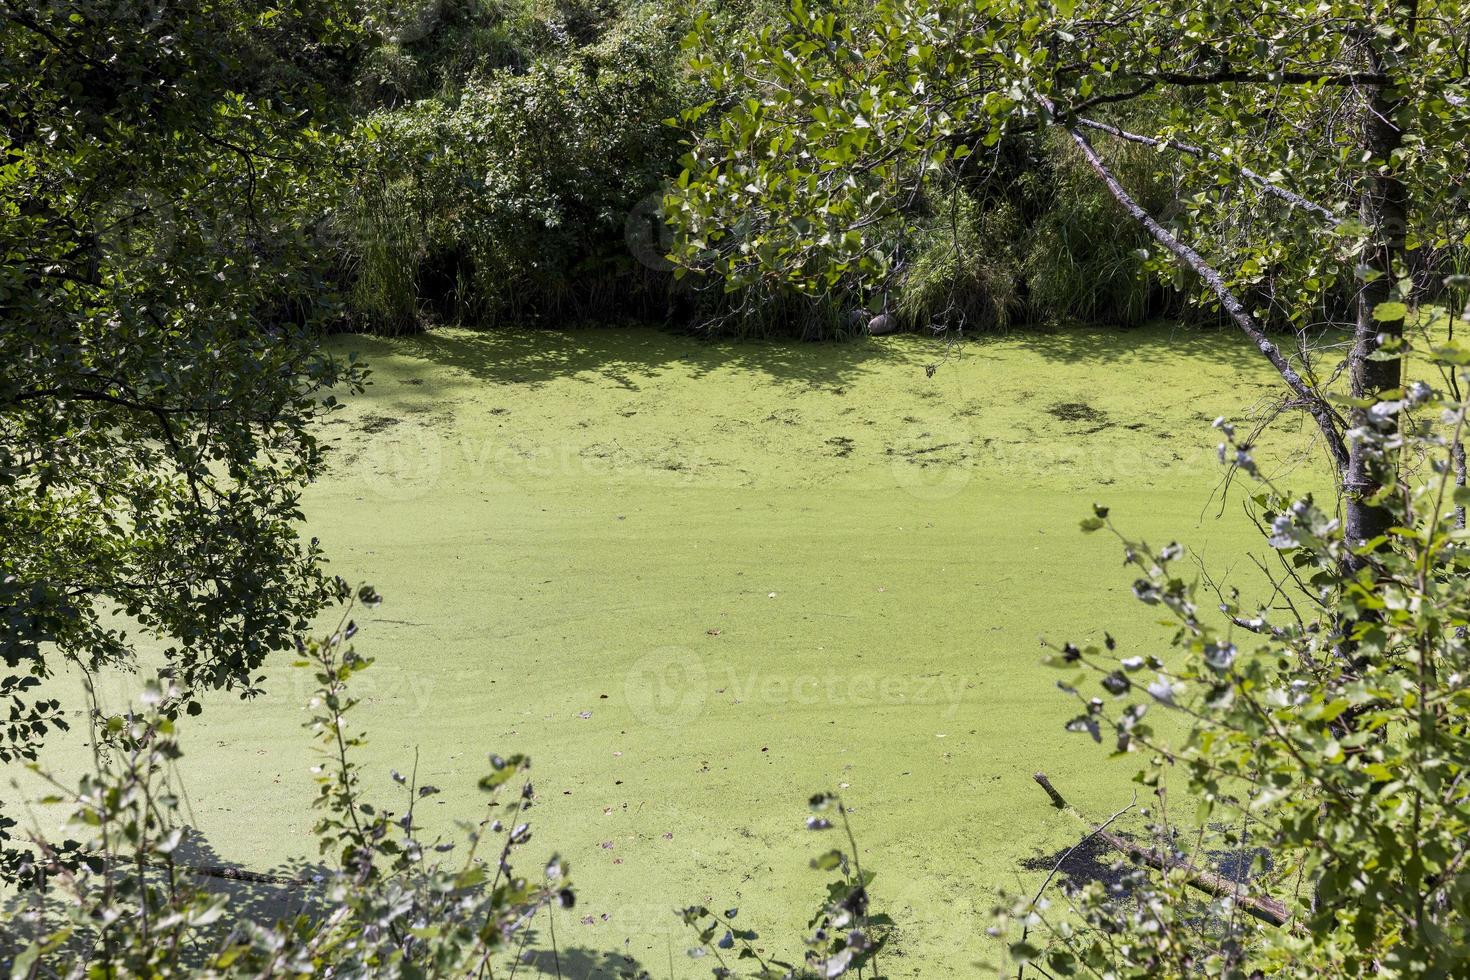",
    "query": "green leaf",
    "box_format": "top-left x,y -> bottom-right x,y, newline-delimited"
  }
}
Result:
1373,301 -> 1408,322
810,848 -> 844,871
